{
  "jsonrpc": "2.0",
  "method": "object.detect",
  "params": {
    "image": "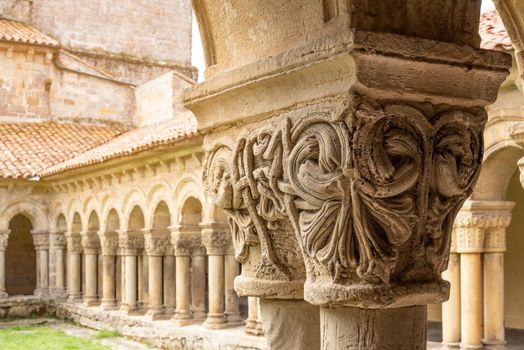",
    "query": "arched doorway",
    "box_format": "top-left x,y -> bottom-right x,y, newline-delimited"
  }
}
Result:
6,214 -> 36,295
